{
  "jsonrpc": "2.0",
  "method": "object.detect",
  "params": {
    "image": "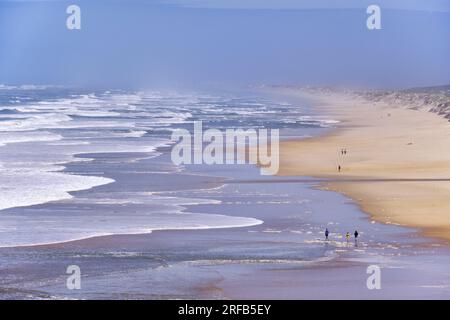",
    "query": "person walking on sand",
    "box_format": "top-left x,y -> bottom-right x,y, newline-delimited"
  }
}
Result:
338,165 -> 341,172
325,228 -> 329,241
354,230 -> 359,242
345,232 -> 350,243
